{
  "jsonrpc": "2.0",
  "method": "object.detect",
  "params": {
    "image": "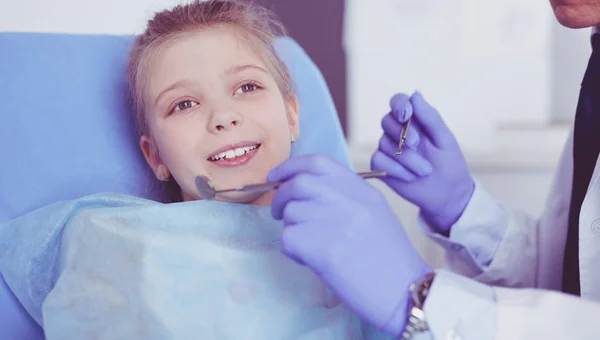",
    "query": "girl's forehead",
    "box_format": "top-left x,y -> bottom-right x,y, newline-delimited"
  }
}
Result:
161,29 -> 266,68
148,30 -> 268,85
